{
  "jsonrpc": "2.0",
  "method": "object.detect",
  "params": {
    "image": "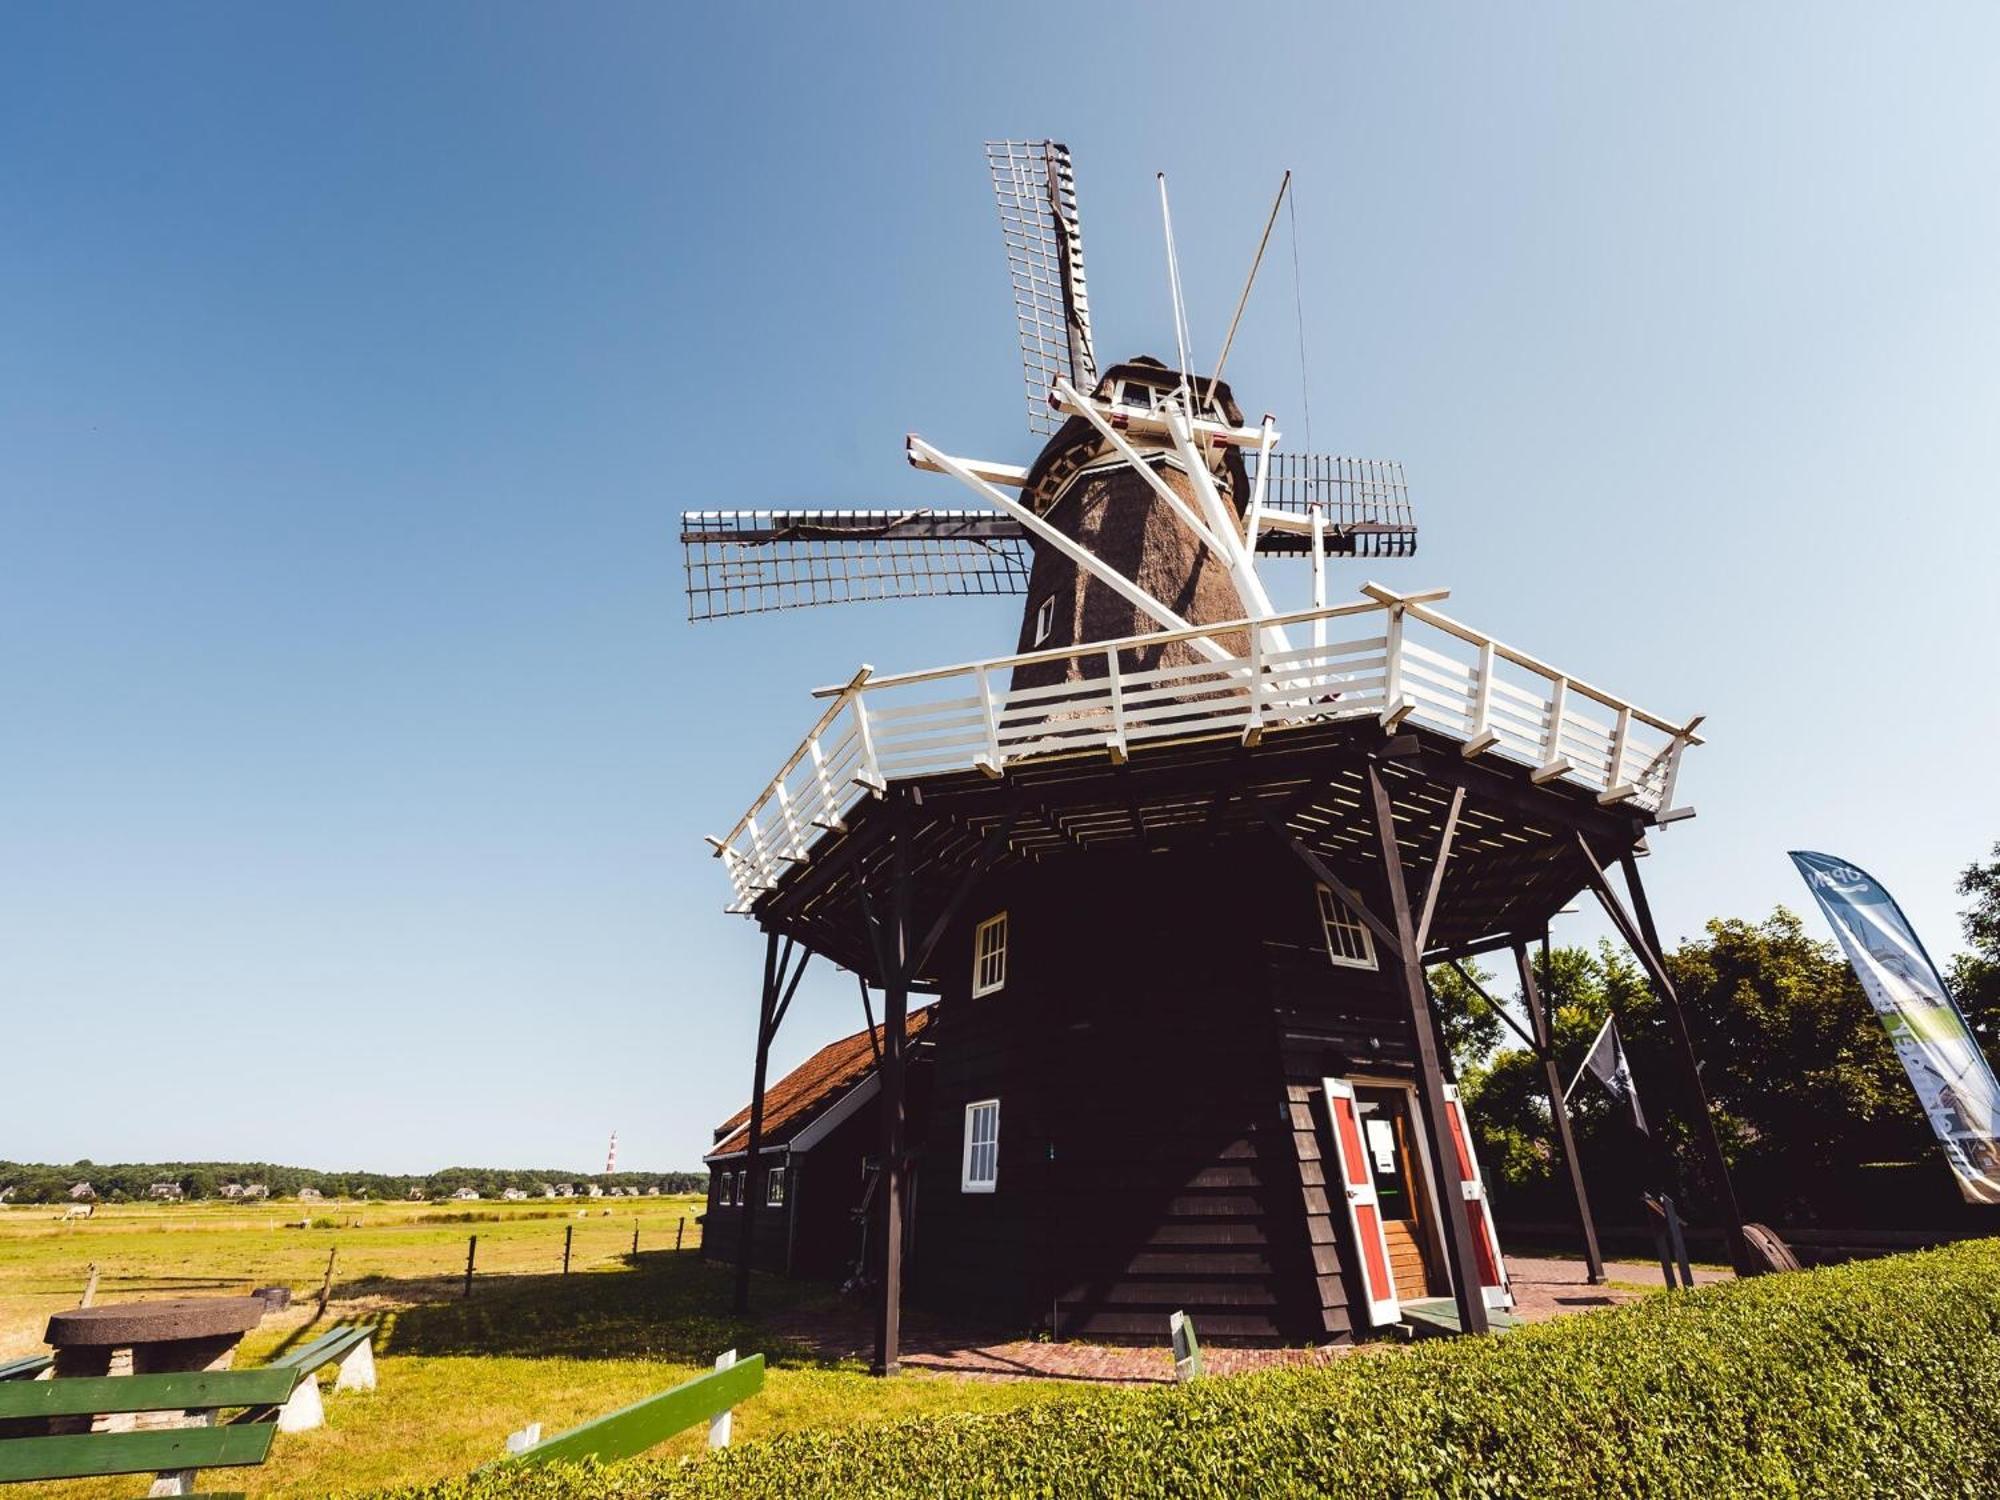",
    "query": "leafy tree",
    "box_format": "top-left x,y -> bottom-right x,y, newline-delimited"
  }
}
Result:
1425,960 -> 1506,1078
1949,843 -> 2000,1047
1462,911 -> 1931,1226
